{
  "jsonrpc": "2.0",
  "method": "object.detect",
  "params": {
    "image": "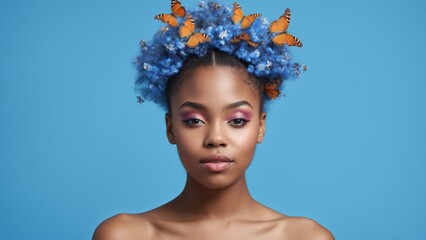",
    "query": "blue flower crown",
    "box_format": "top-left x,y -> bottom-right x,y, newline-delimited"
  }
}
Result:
134,0 -> 306,109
